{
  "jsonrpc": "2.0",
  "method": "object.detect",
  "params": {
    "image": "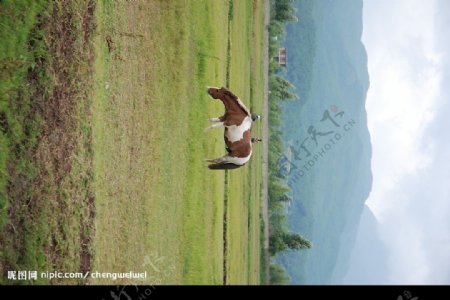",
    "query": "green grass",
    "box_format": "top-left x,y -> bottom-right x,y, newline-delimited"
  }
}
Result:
0,0 -> 96,284
92,0 -> 265,284
0,0 -> 54,282
91,0 -> 226,285
0,0 -> 47,232
225,0 -> 265,284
